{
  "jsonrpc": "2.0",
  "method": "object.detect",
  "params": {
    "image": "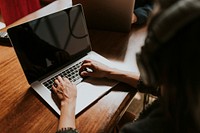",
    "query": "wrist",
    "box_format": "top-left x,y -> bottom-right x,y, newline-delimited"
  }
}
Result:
105,67 -> 117,79
61,99 -> 76,108
59,102 -> 76,130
